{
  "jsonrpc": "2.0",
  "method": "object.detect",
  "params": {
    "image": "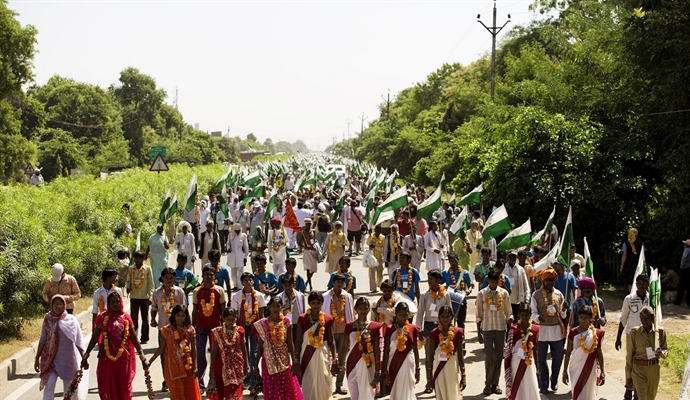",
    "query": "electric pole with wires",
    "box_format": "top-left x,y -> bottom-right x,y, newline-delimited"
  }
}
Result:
477,2 -> 510,101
